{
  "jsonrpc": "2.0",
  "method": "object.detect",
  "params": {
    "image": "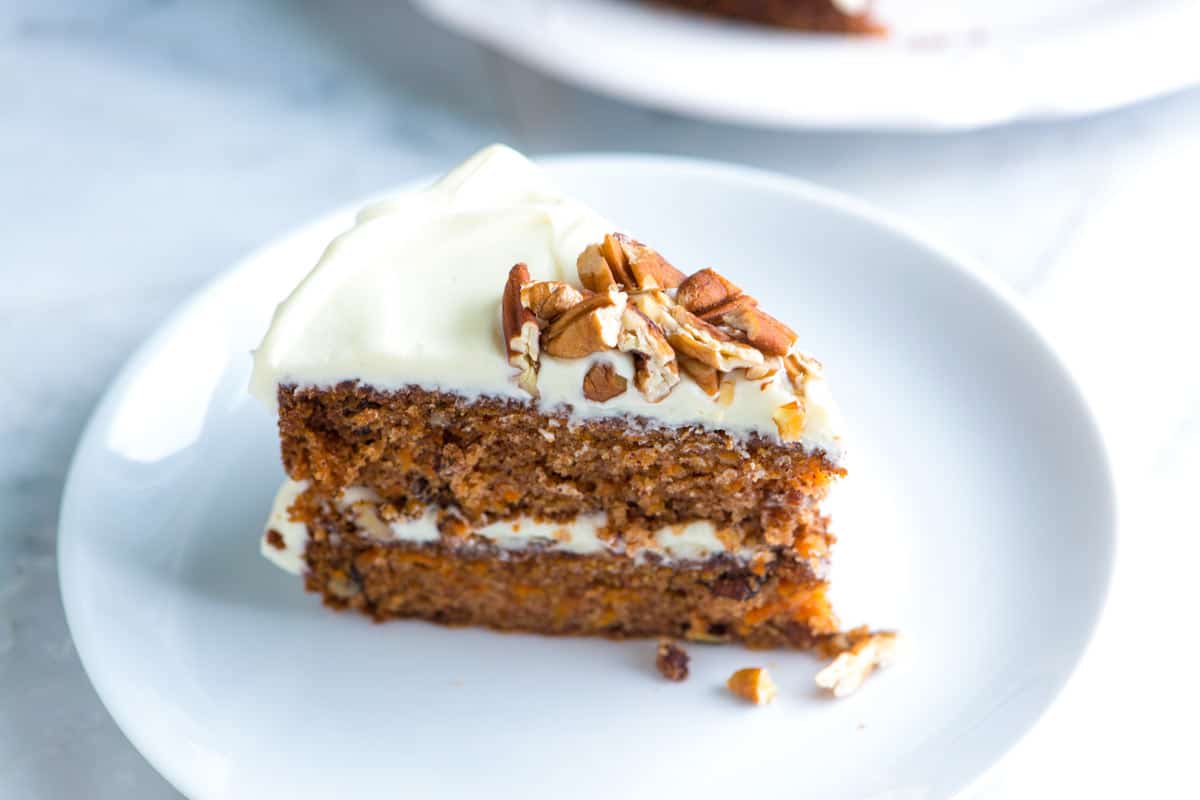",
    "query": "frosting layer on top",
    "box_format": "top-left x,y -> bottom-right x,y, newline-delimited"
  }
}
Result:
250,145 -> 844,460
